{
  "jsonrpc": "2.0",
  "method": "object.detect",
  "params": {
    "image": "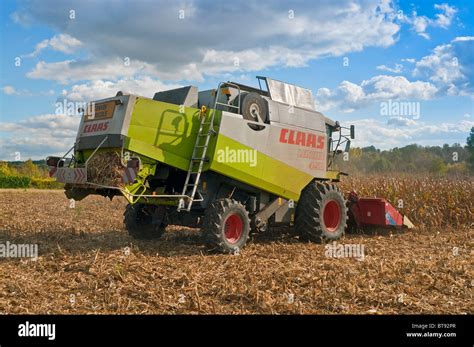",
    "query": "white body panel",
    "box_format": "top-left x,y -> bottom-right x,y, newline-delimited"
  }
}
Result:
218,112 -> 327,178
